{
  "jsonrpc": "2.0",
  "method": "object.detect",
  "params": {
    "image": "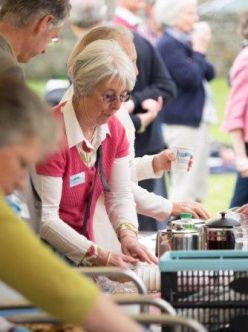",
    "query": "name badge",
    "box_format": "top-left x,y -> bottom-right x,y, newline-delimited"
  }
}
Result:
70,172 -> 85,187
